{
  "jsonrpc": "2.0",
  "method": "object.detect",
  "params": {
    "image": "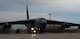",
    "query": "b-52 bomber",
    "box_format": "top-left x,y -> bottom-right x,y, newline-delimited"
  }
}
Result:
0,5 -> 80,34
